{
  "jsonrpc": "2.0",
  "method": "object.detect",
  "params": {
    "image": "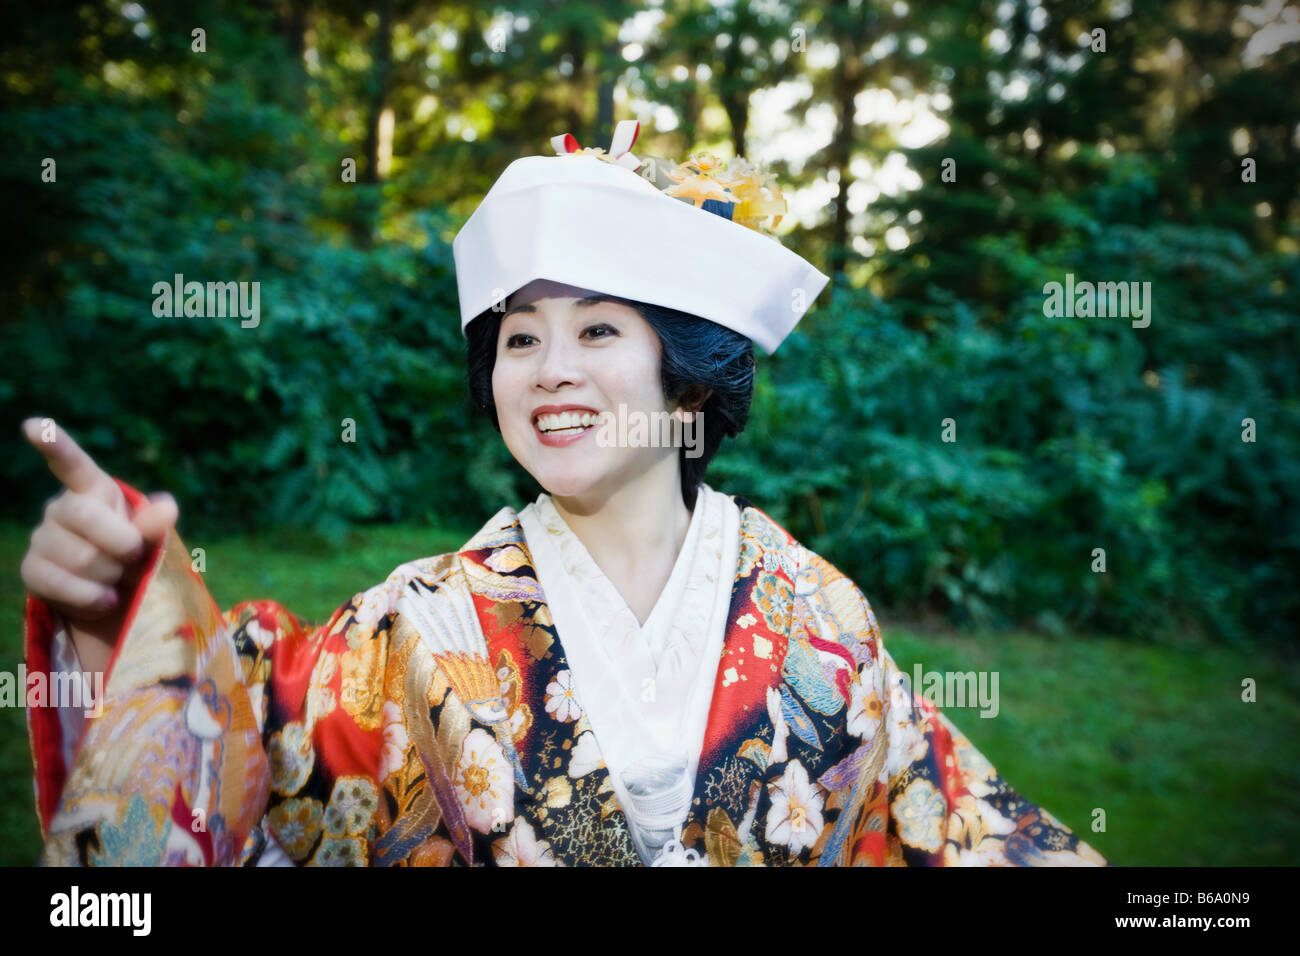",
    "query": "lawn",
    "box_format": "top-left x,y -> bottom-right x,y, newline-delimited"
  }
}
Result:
2,520 -> 1297,865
